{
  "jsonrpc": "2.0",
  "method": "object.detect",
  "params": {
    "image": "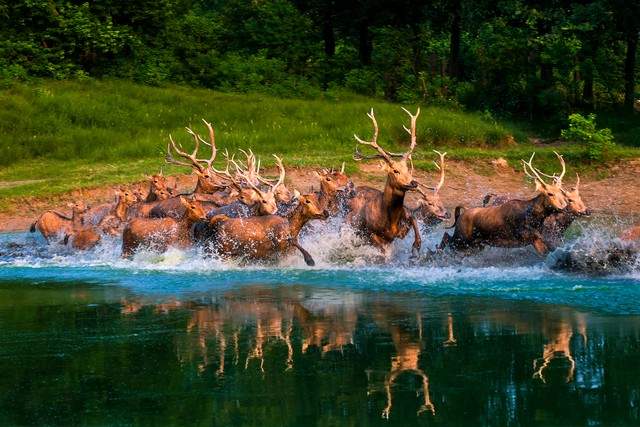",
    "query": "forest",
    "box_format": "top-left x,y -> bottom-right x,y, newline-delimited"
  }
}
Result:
1,0 -> 638,125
